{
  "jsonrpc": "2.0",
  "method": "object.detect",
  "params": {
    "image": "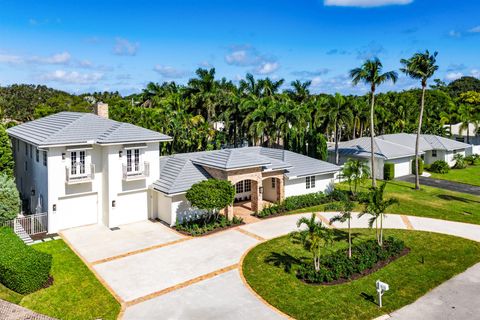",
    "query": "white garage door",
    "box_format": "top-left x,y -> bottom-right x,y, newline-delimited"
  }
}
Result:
115,191 -> 148,226
394,160 -> 411,177
56,193 -> 98,231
